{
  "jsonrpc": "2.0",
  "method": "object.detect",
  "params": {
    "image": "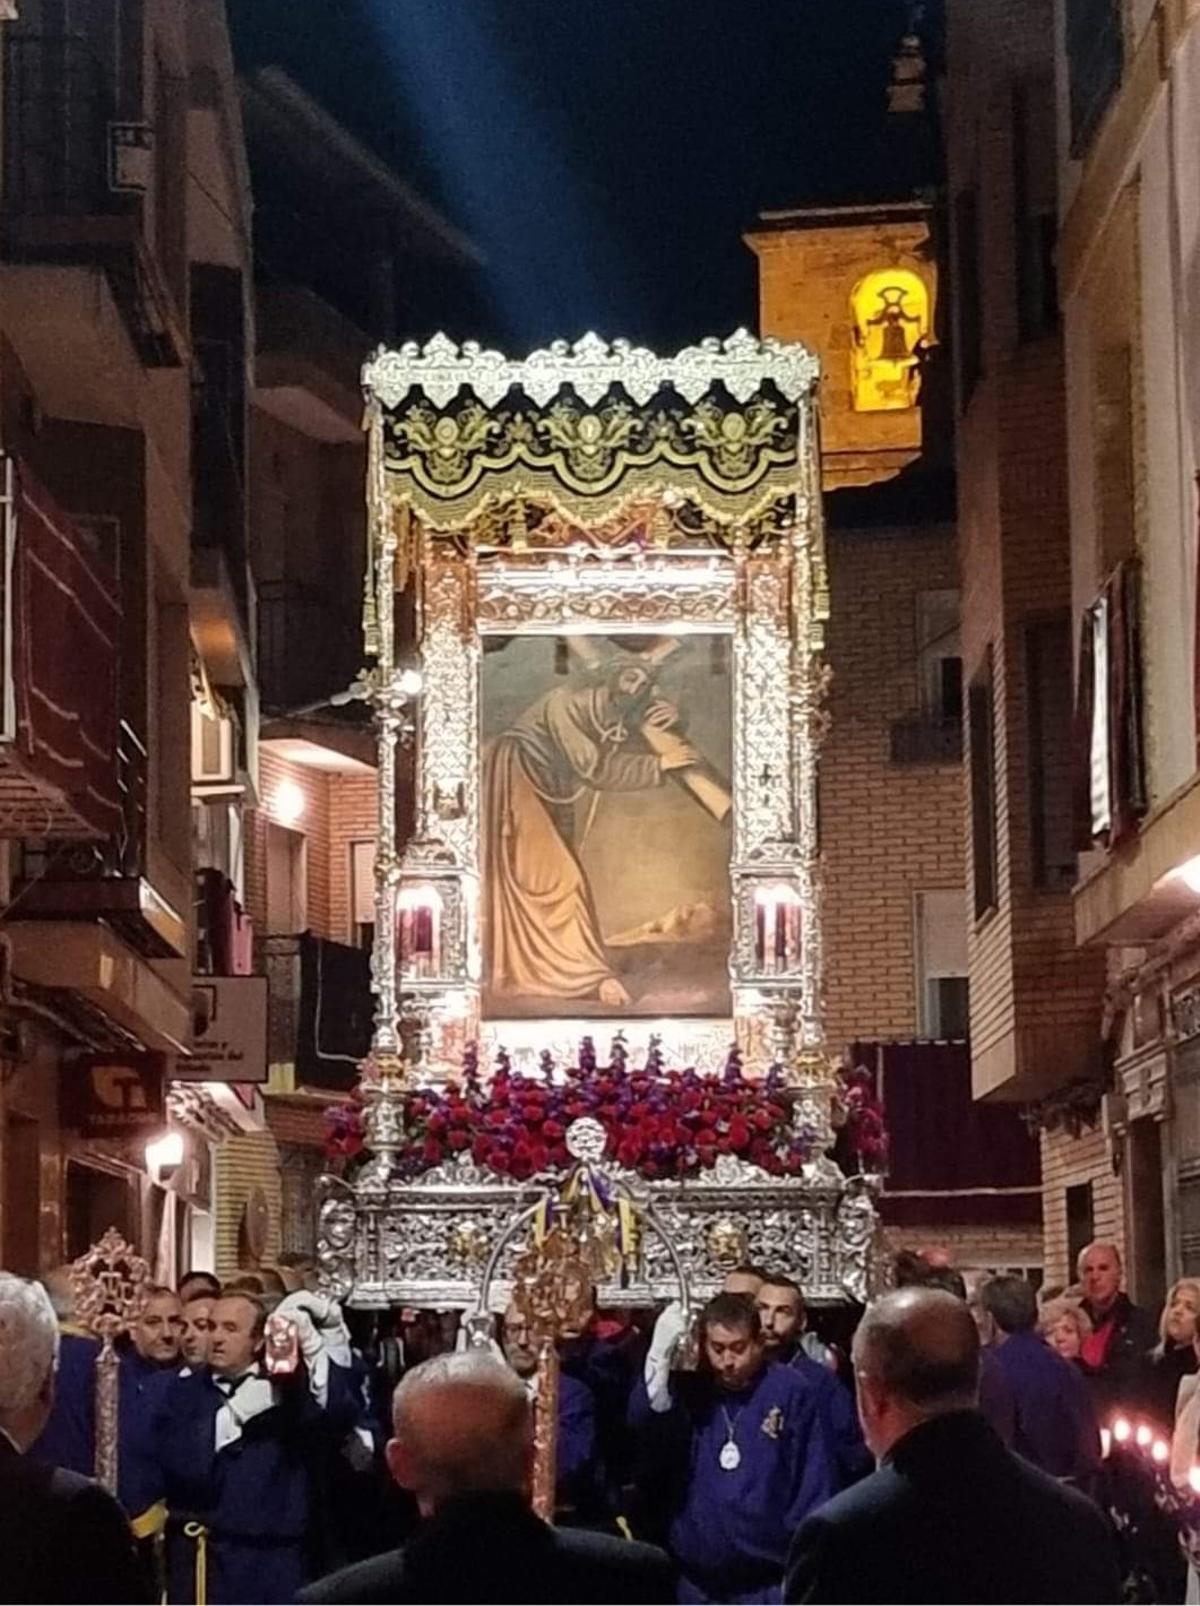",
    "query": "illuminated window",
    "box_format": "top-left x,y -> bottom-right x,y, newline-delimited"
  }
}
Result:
850,268 -> 931,413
